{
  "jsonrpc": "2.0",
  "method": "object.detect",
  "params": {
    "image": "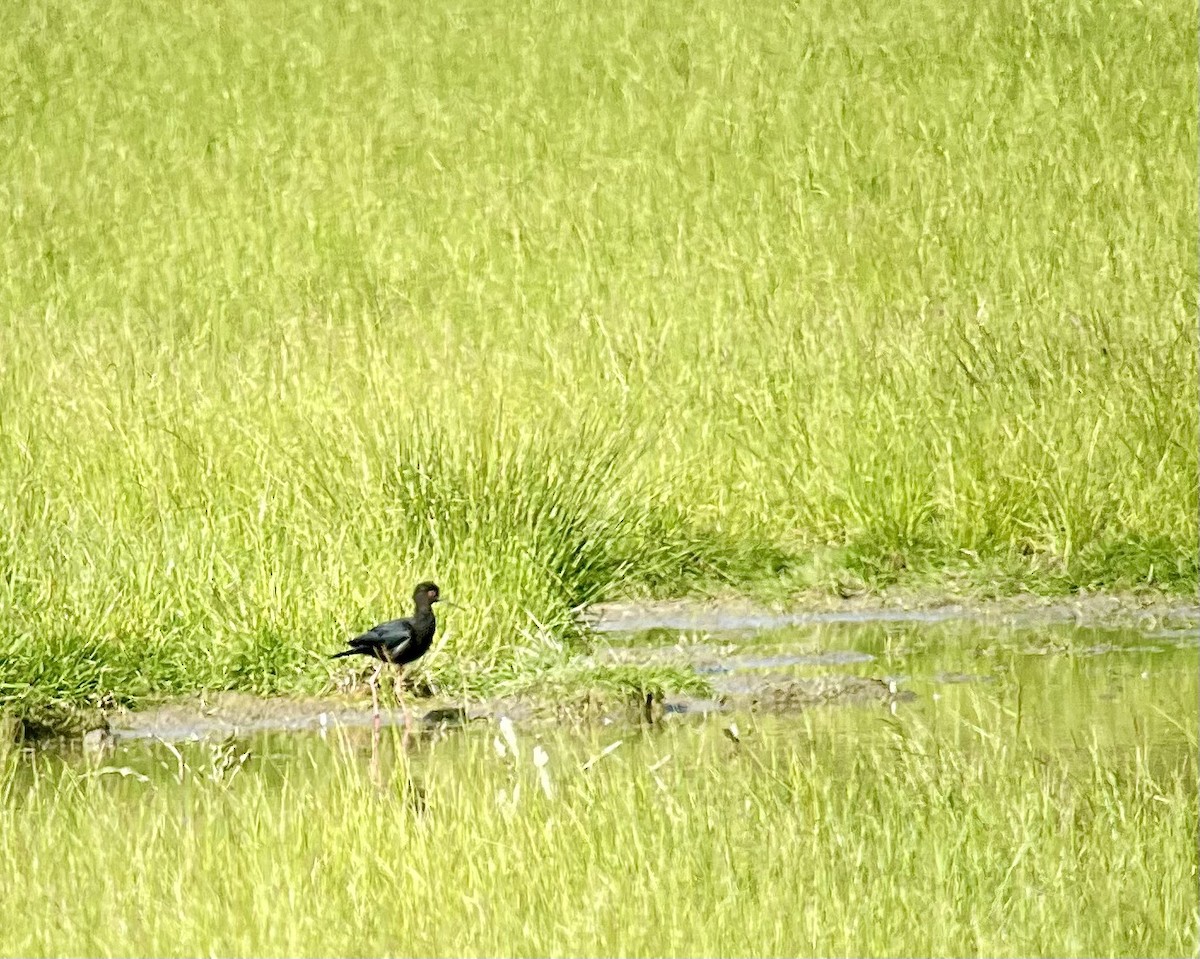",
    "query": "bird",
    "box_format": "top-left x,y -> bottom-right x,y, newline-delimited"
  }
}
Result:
332,581 -> 443,733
